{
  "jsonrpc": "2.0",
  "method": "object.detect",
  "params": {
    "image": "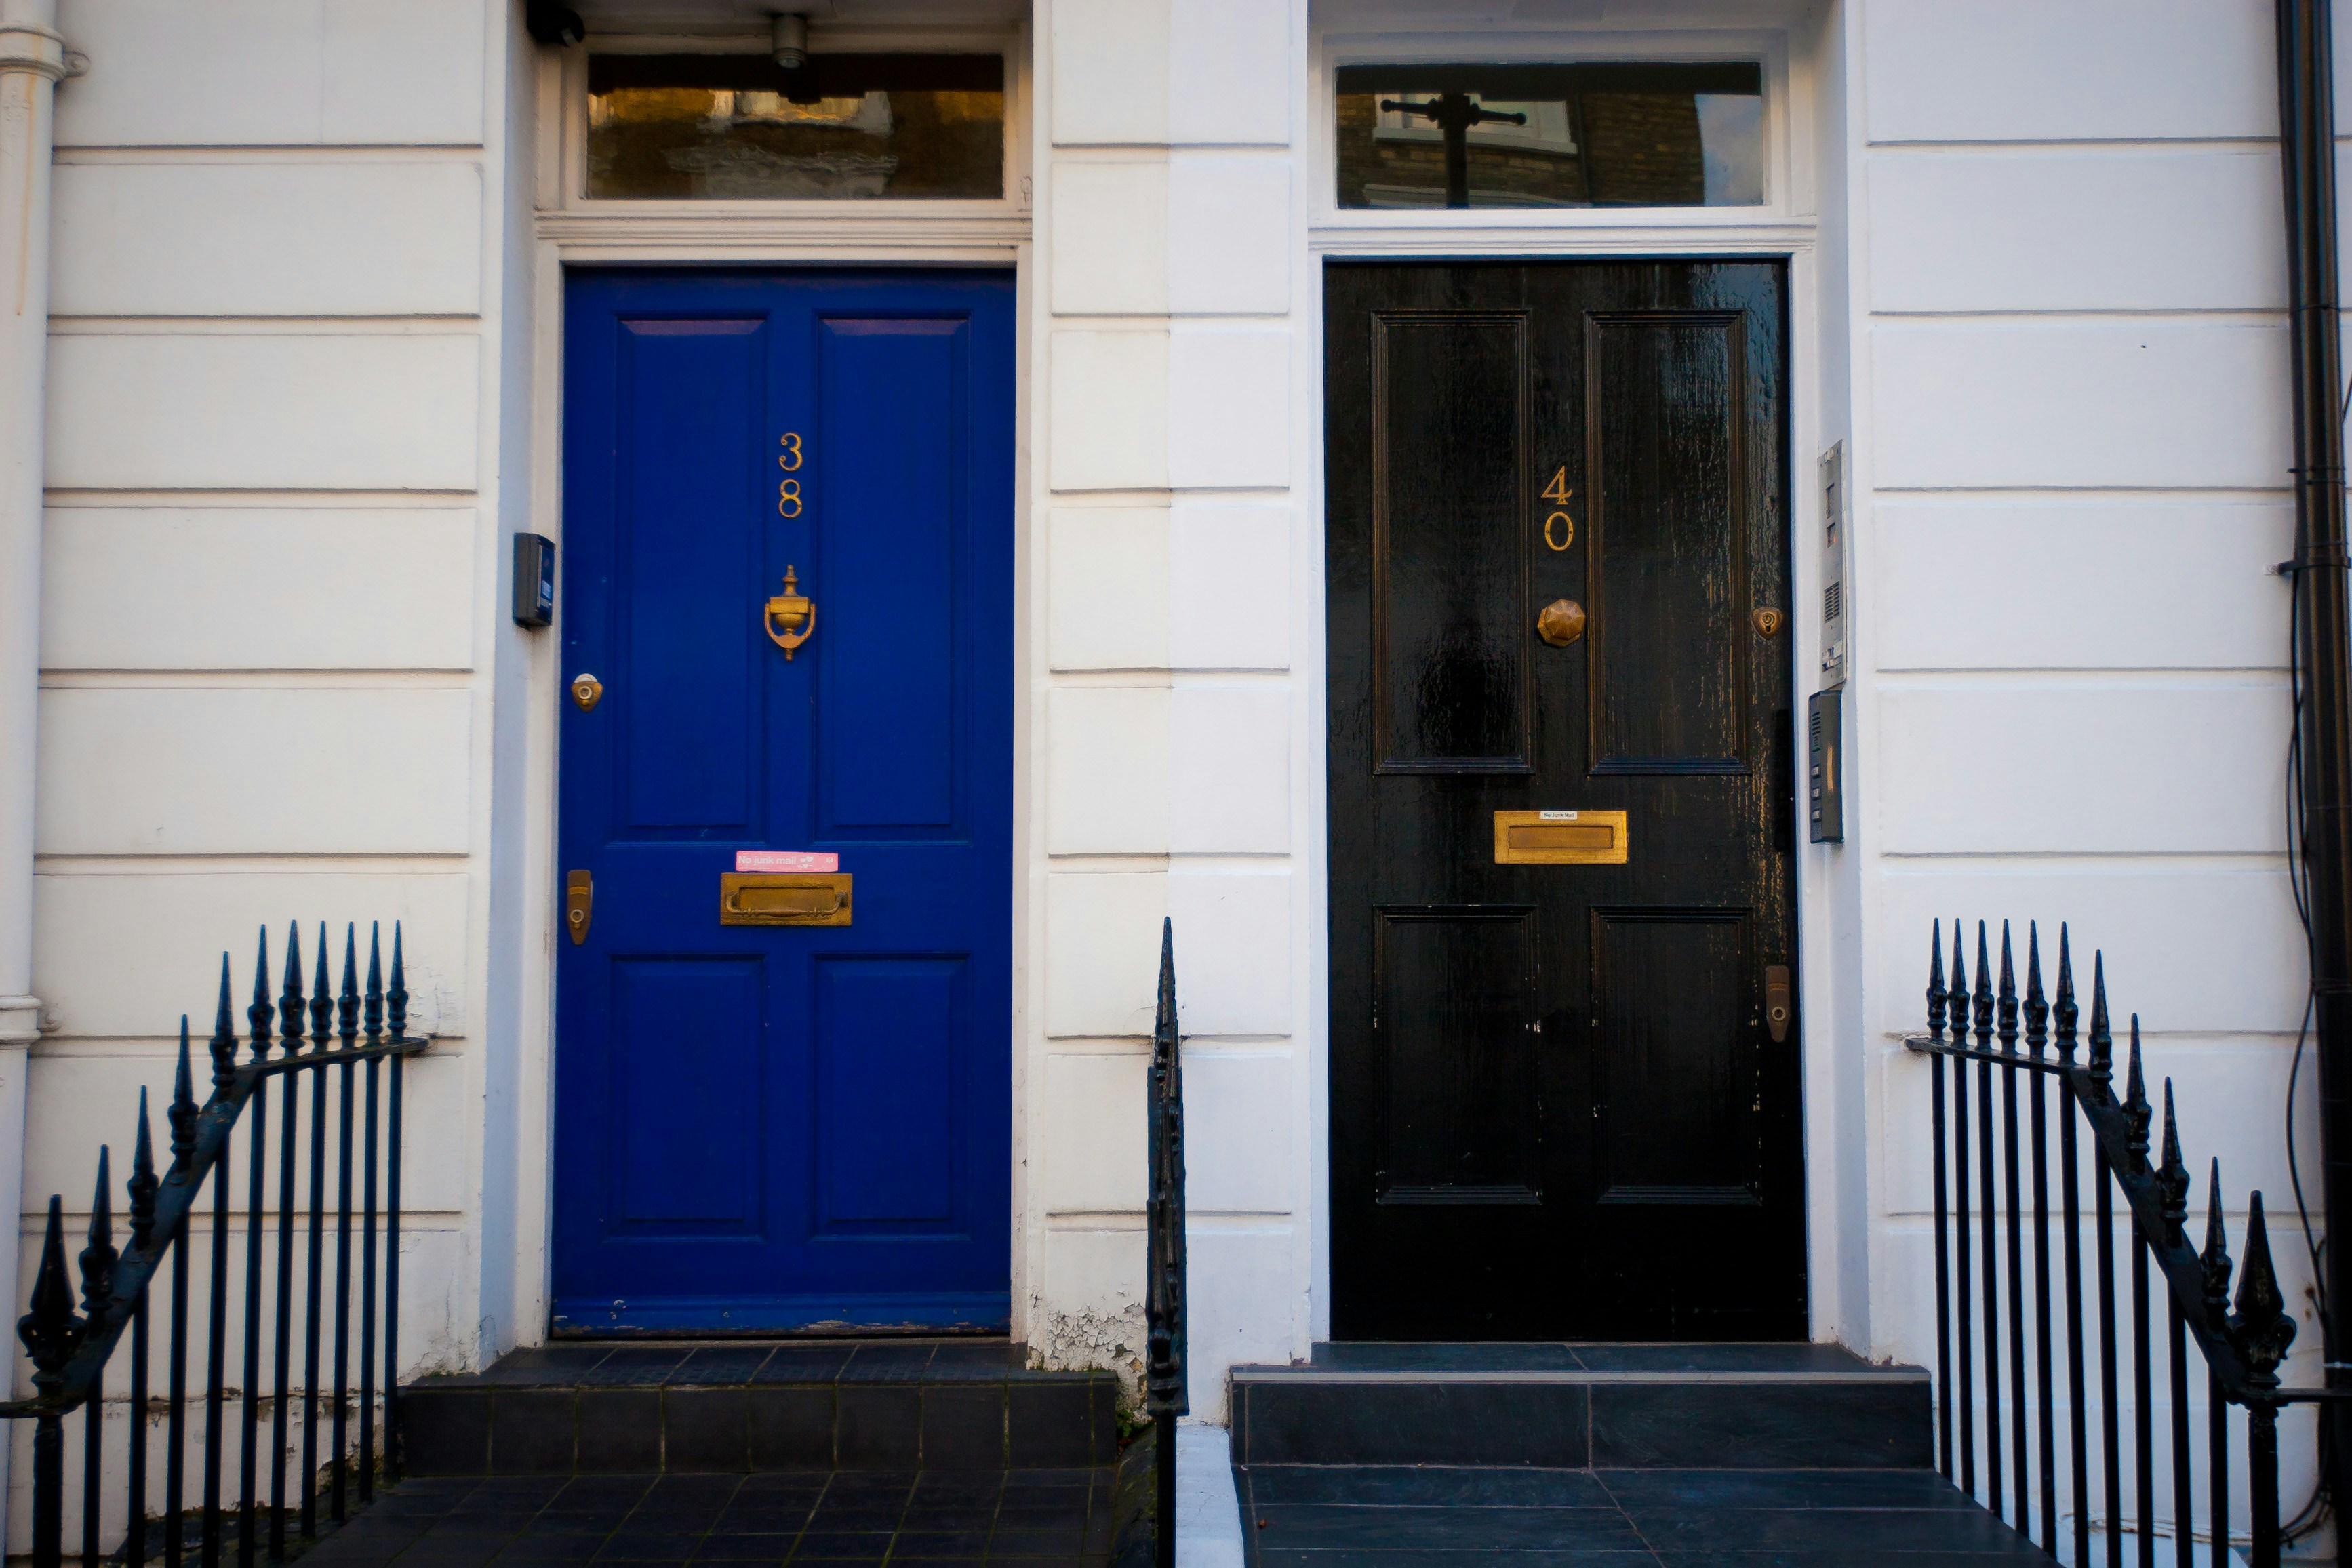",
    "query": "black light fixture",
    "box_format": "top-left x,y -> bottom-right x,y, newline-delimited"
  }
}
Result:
771,13 -> 809,68
525,0 -> 585,47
